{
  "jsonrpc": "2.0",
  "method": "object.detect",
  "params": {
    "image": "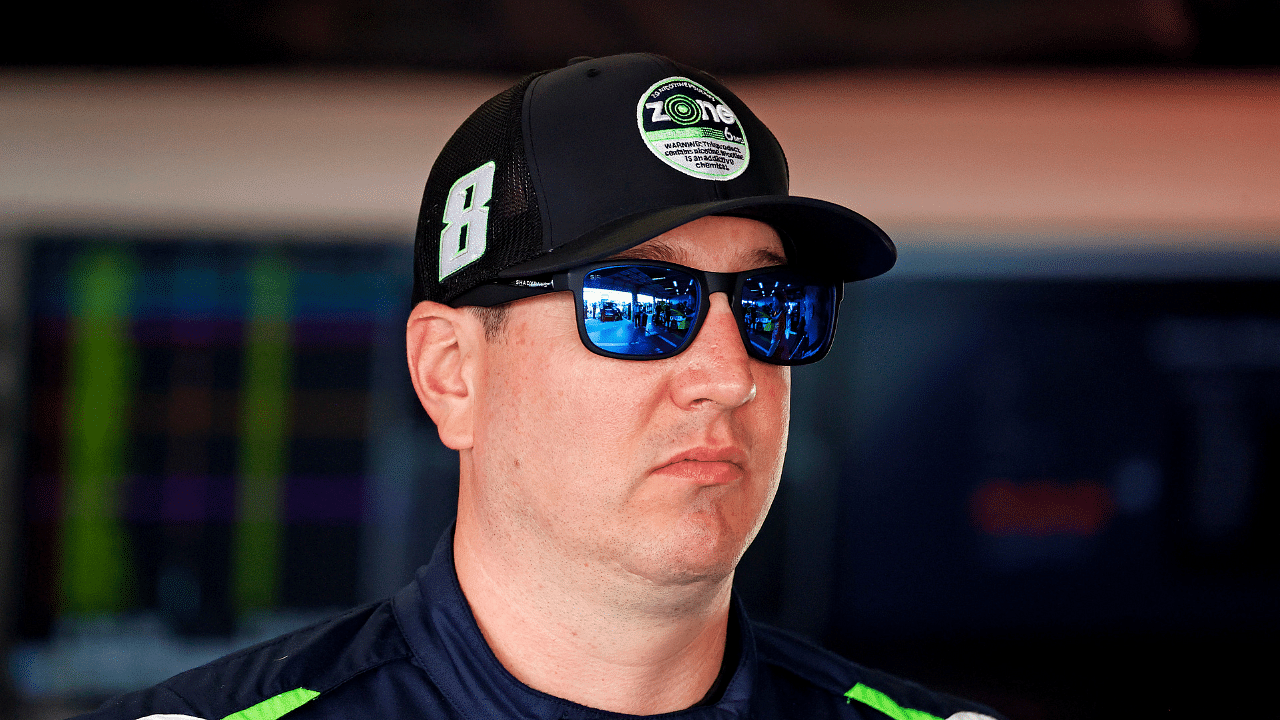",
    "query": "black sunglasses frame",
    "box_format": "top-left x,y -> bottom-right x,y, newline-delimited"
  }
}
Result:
536,260 -> 843,366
